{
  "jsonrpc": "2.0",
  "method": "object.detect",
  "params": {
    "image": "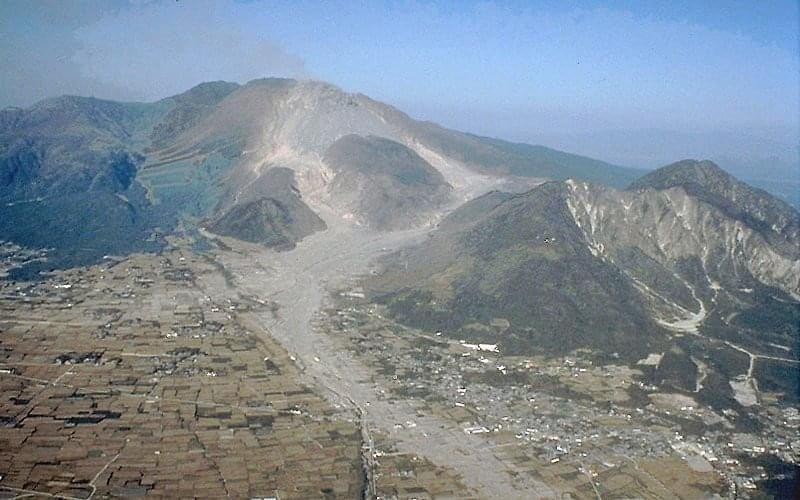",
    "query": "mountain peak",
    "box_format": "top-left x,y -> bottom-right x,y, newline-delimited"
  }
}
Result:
166,80 -> 240,104
243,77 -> 298,88
629,159 -> 799,245
627,159 -> 730,192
